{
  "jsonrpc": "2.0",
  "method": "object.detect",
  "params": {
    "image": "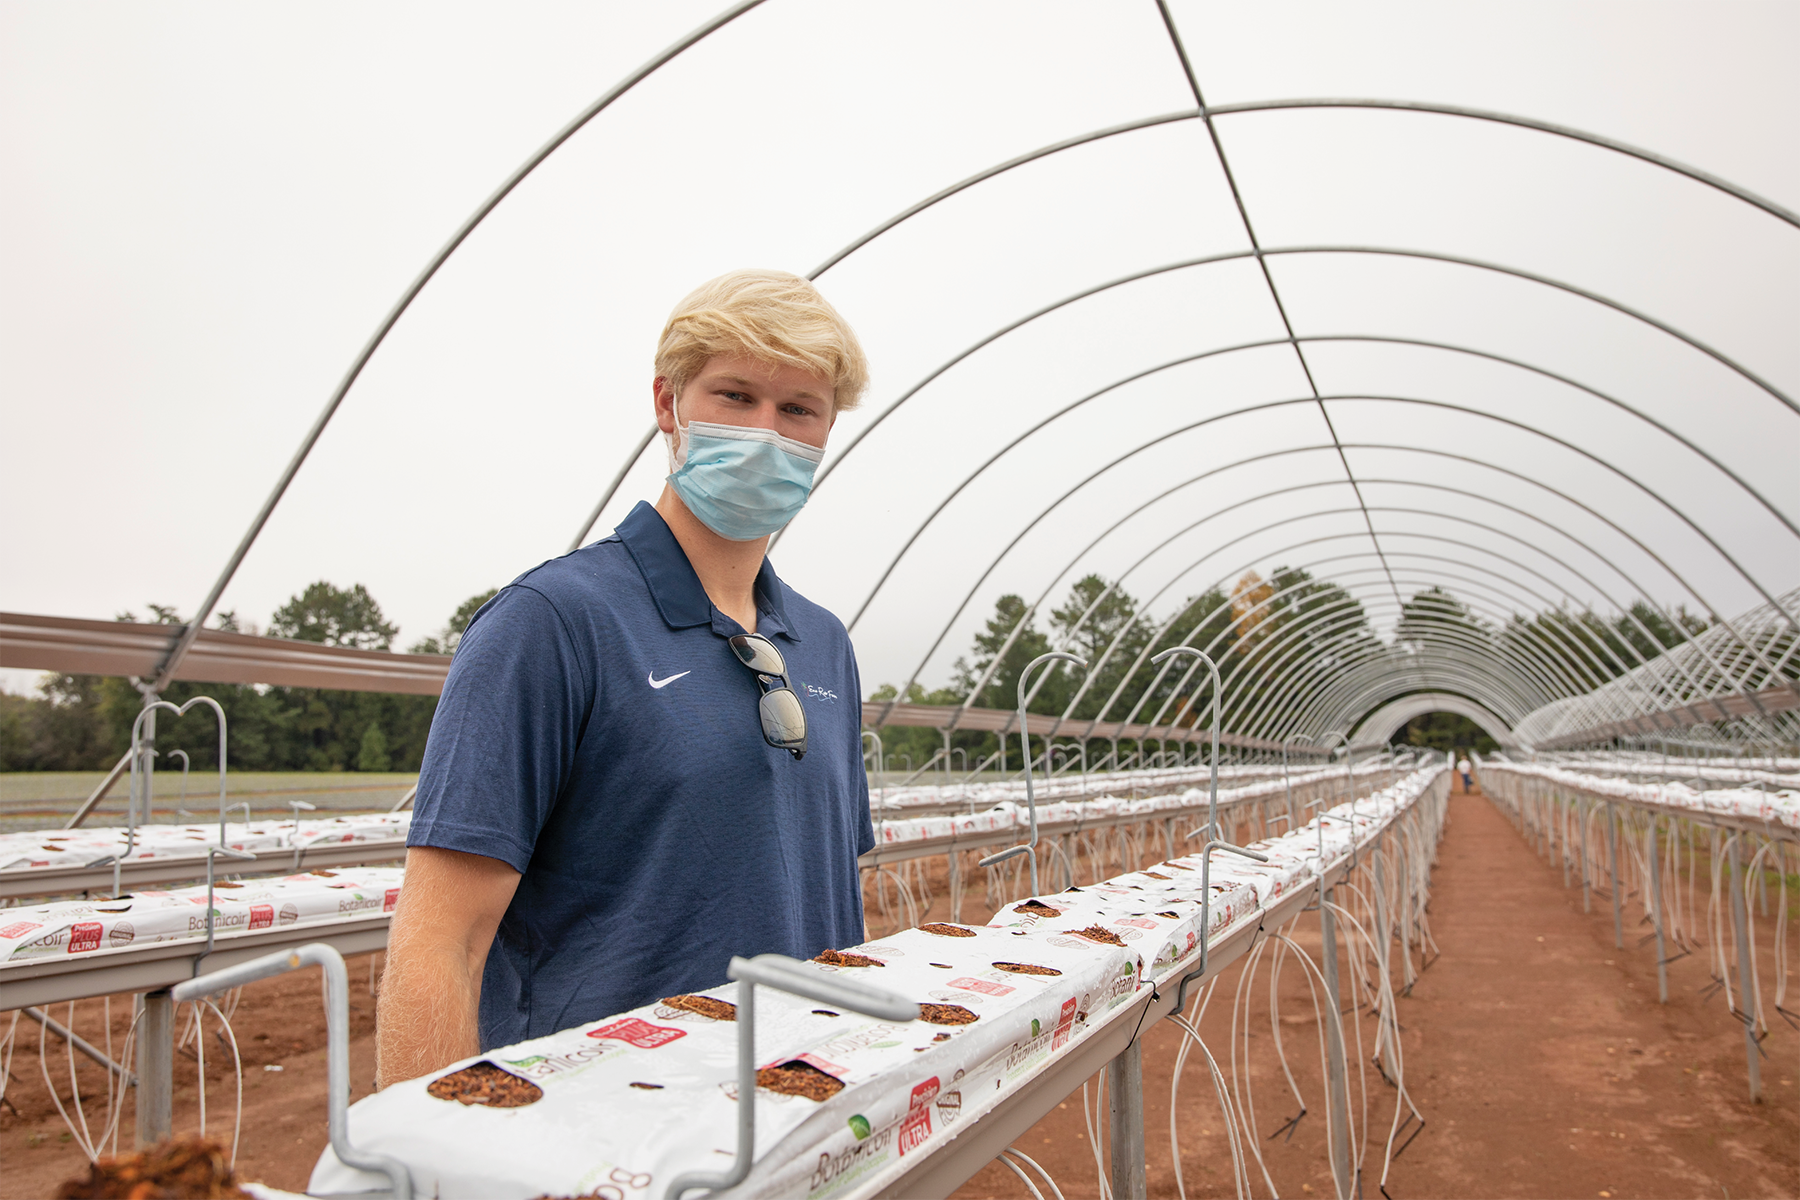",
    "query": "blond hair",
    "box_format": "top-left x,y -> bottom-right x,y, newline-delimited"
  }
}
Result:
654,270 -> 869,413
